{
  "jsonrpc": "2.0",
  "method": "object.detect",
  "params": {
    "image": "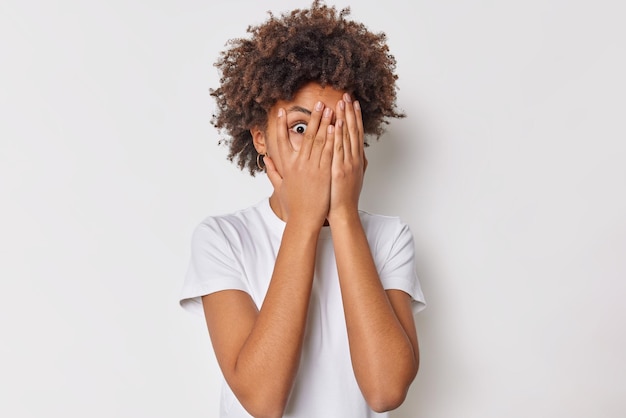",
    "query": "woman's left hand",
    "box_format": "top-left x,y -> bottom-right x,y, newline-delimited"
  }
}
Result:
327,93 -> 367,224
